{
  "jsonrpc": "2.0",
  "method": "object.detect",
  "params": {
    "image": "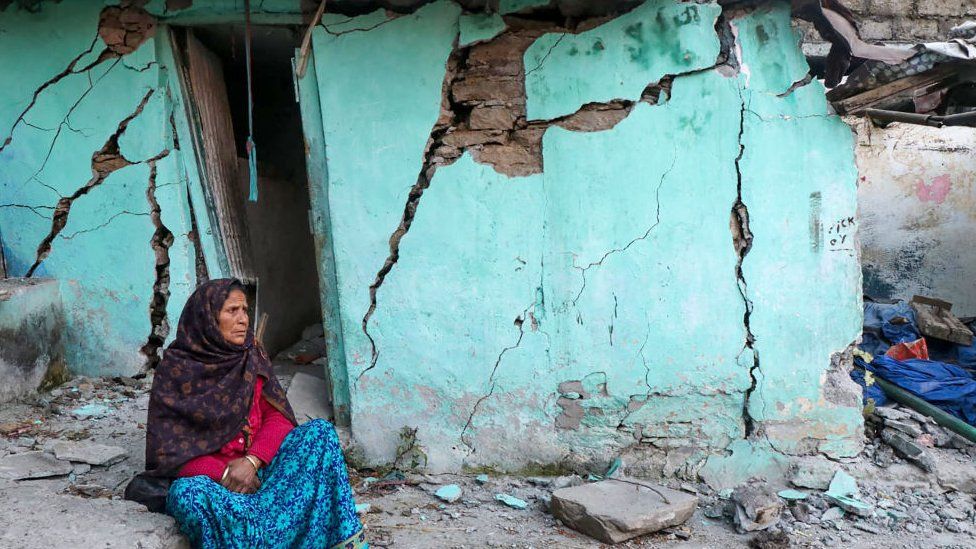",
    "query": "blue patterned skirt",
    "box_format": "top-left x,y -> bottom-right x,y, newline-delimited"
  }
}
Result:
167,419 -> 367,549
